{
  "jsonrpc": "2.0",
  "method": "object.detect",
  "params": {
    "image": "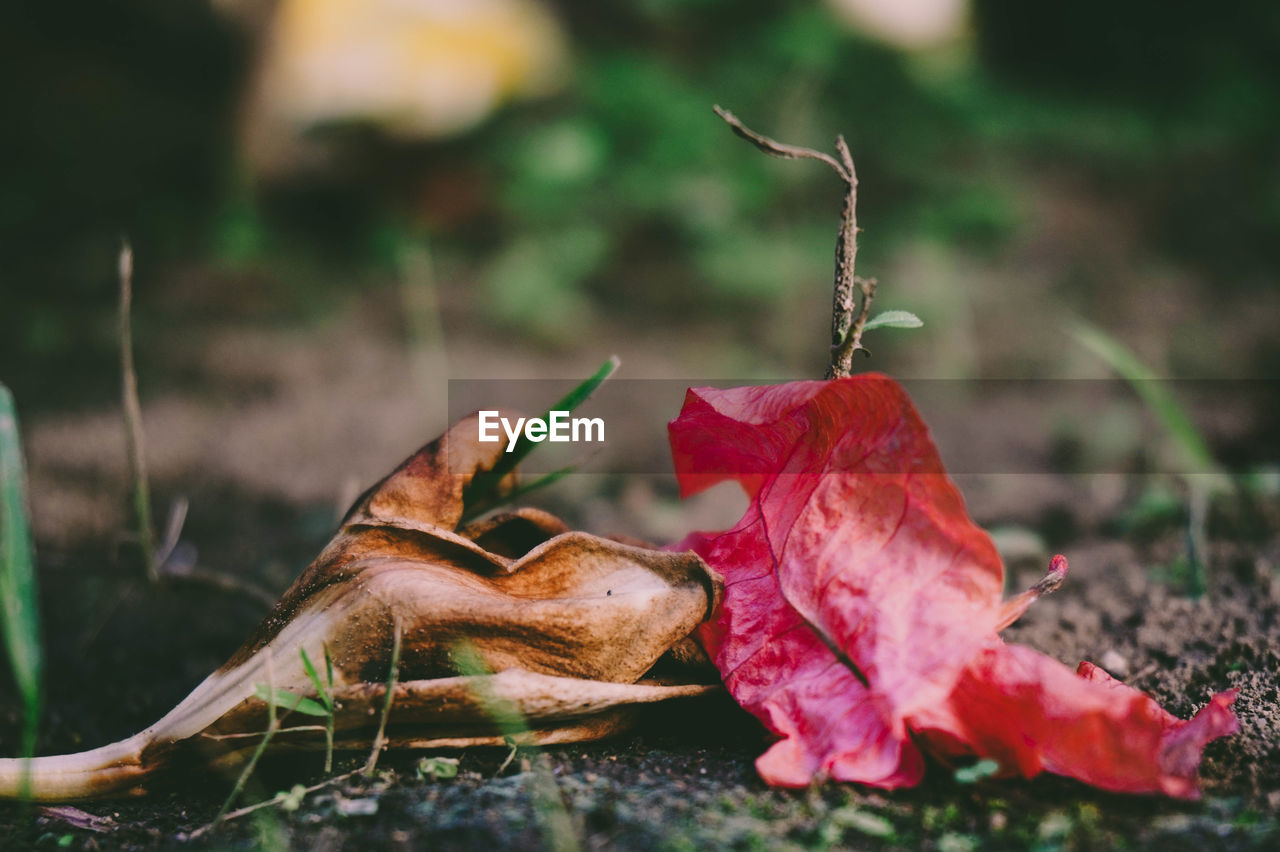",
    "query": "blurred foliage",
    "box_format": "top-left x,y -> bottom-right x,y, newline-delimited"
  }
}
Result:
0,385 -> 42,767
2,0 -> 1278,408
